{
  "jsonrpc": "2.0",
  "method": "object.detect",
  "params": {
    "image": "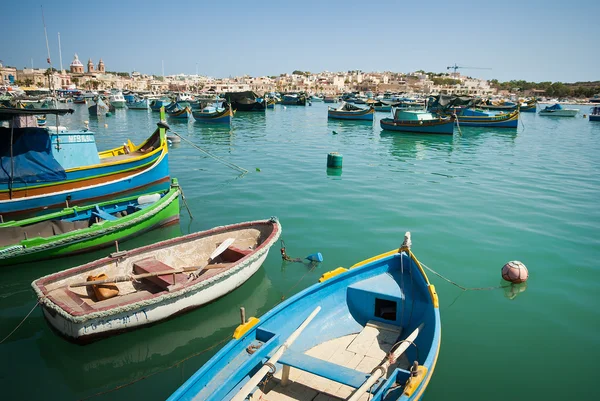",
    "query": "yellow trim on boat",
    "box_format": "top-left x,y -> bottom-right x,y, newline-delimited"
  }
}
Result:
318,267 -> 348,283
403,365 -> 428,397
233,317 -> 260,339
428,284 -> 439,308
412,334 -> 440,400
350,249 -> 398,269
